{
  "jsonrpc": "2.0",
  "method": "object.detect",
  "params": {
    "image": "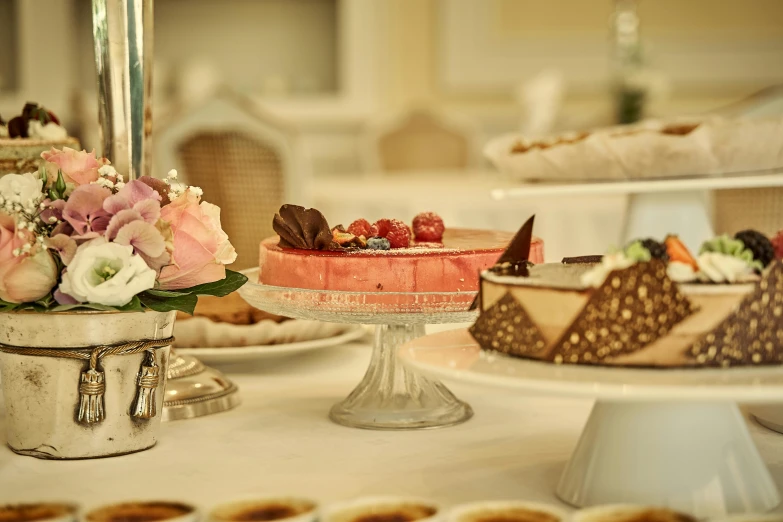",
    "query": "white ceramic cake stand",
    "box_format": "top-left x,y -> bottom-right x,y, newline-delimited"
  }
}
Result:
490,169 -> 783,254
238,269 -> 476,430
399,329 -> 783,518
